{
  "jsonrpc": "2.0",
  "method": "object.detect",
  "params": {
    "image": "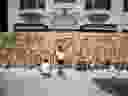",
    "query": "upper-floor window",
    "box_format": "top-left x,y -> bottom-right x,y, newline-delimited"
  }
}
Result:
54,0 -> 76,3
123,0 -> 128,12
85,0 -> 111,10
19,0 -> 40,10
39,0 -> 46,9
